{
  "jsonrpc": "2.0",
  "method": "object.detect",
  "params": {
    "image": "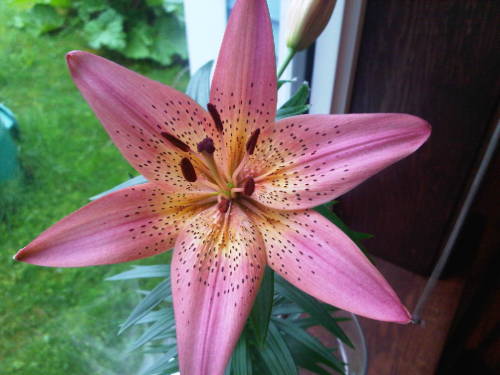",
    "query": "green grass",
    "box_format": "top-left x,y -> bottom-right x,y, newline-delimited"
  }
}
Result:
0,3 -> 188,374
